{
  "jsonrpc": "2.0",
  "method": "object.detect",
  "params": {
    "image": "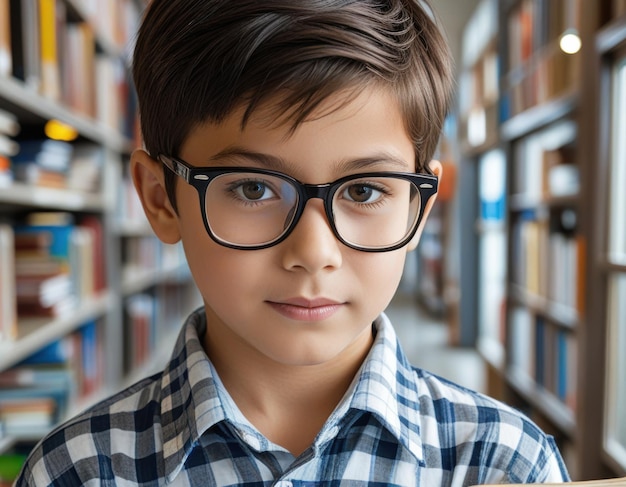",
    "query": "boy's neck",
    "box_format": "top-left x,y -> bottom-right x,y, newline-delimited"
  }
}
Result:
201,309 -> 375,456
